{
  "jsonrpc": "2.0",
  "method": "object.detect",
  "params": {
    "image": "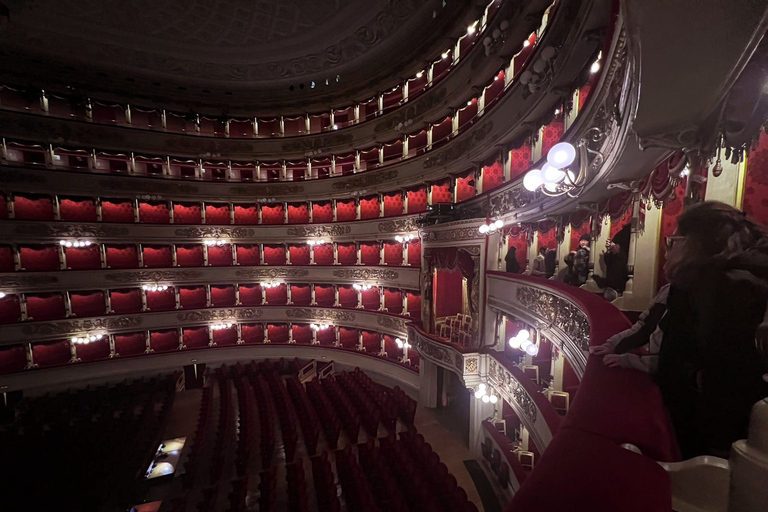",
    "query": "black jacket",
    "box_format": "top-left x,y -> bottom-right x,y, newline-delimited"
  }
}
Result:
505,249 -> 520,273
